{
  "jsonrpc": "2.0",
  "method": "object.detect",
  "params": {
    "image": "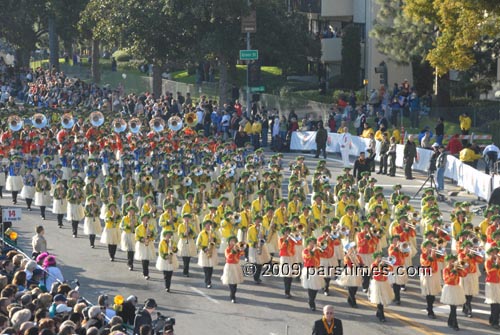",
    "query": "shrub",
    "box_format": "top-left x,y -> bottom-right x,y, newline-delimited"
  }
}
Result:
112,49 -> 132,62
